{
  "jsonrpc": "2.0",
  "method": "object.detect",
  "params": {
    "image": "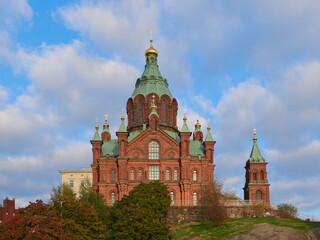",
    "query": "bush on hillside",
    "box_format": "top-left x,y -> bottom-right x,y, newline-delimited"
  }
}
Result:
200,179 -> 228,227
277,203 -> 297,219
